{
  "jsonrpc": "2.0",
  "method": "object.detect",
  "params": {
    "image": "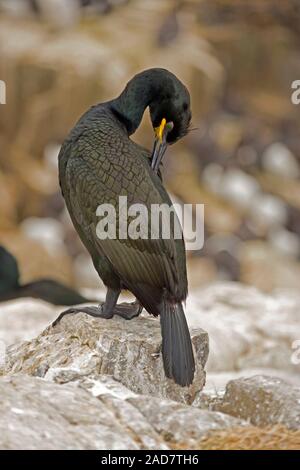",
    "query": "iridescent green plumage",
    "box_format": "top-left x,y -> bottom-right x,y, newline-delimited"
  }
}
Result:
57,68 -> 195,386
